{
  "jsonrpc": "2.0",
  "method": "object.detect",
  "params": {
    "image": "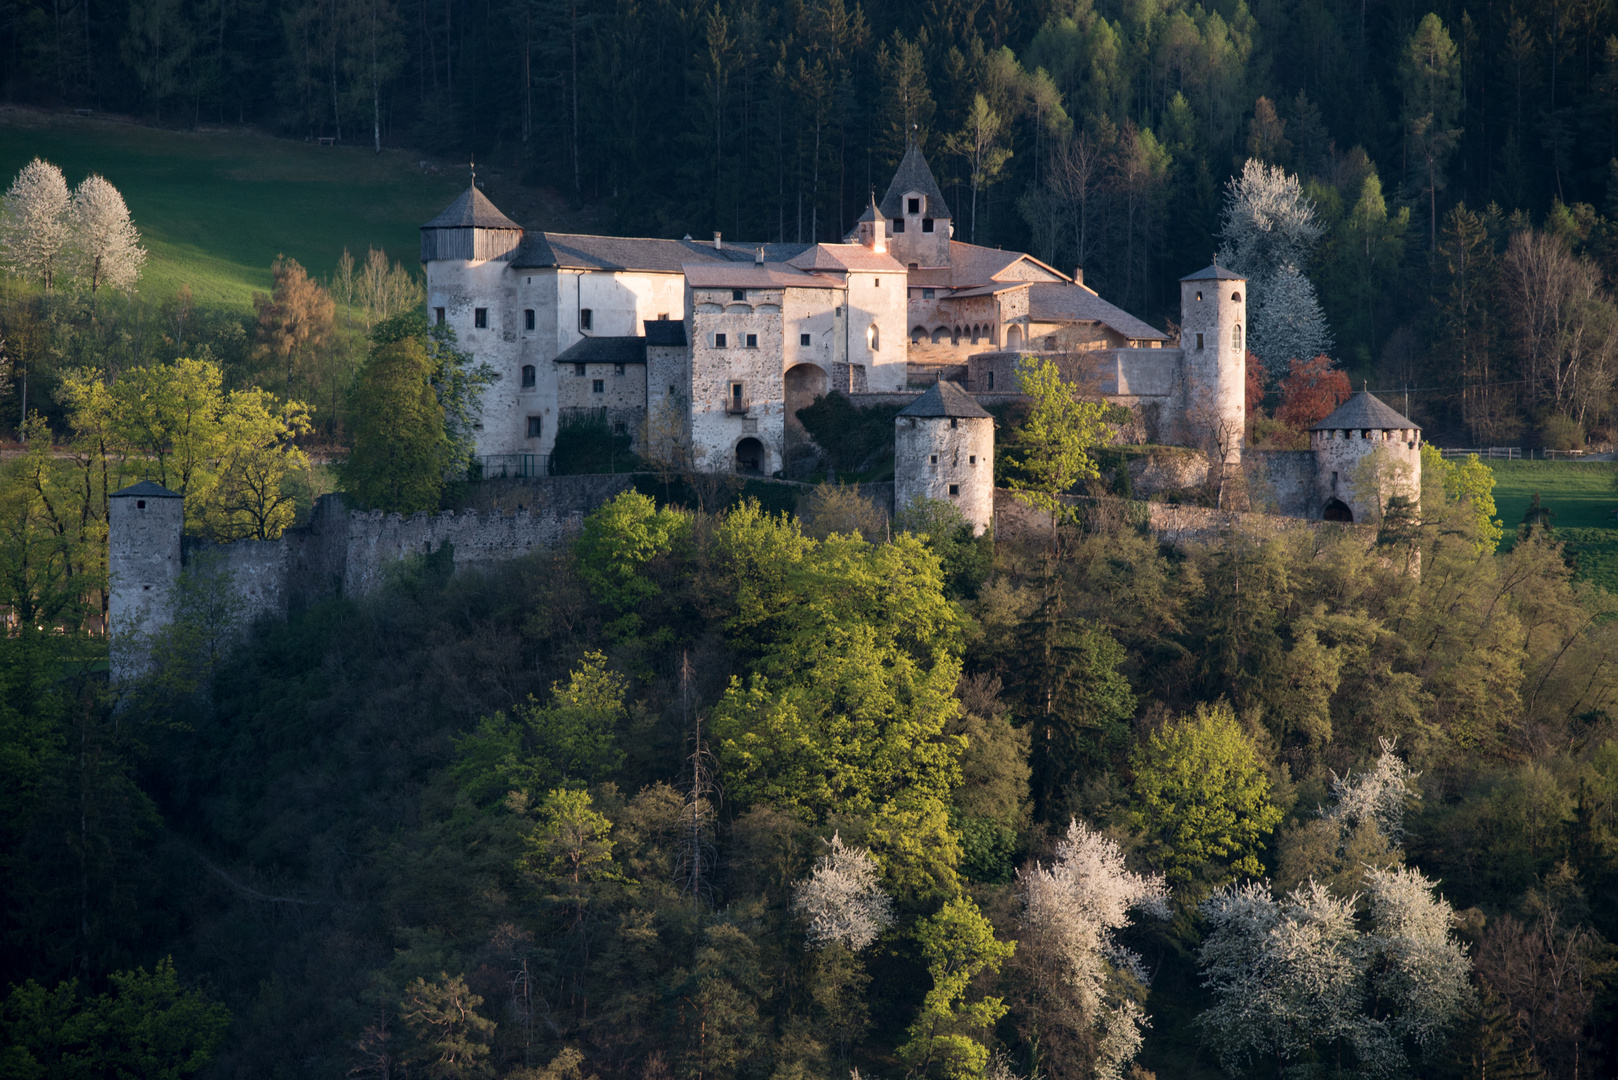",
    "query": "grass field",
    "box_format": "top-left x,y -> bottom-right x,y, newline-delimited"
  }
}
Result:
1486,460 -> 1618,592
0,108 -> 469,309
